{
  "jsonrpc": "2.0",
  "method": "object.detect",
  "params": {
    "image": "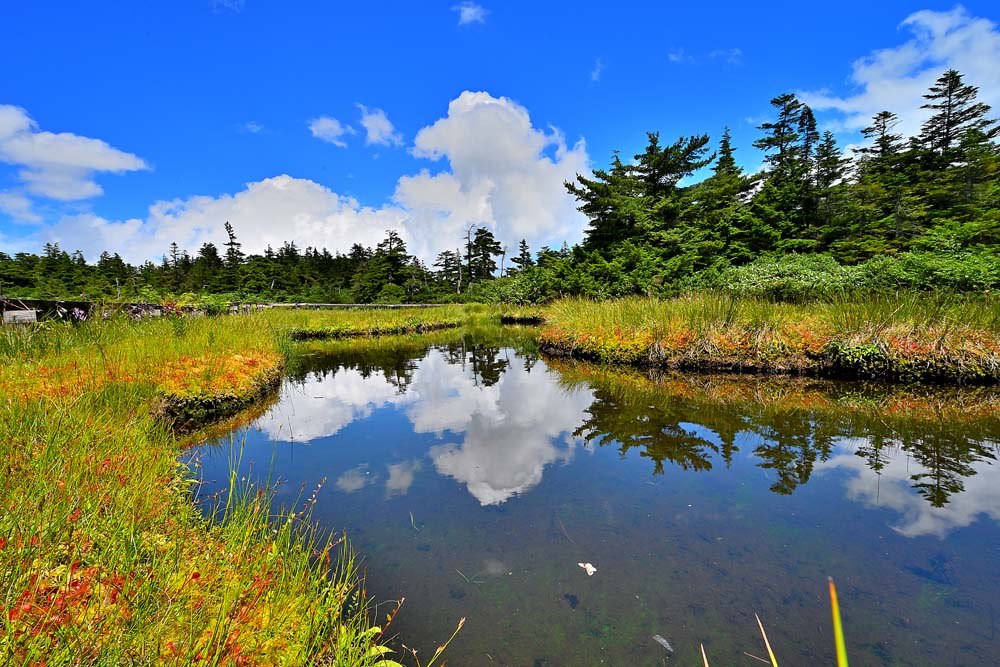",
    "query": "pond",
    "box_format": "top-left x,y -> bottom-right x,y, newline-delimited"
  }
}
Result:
190,328 -> 1000,666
